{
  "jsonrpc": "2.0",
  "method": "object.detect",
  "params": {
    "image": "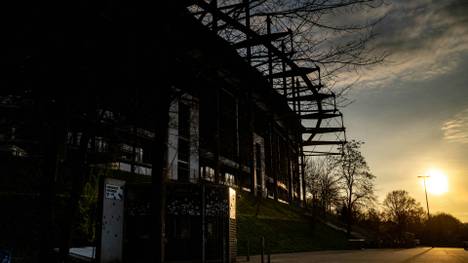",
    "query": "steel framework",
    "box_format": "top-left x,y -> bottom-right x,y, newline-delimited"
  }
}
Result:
187,0 -> 347,158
